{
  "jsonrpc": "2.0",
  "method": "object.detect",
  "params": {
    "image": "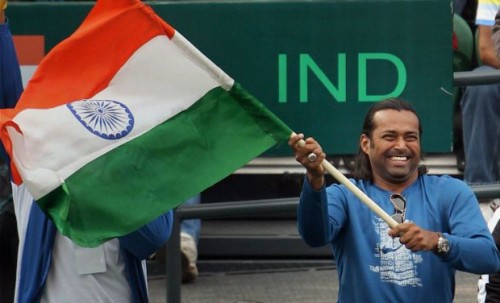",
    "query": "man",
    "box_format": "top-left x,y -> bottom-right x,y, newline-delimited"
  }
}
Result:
493,8 -> 500,57
180,195 -> 201,283
477,8 -> 500,302
0,159 -> 17,303
460,0 -> 500,195
155,194 -> 201,284
478,204 -> 500,302
0,1 -> 23,301
14,180 -> 173,303
289,98 -> 500,302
